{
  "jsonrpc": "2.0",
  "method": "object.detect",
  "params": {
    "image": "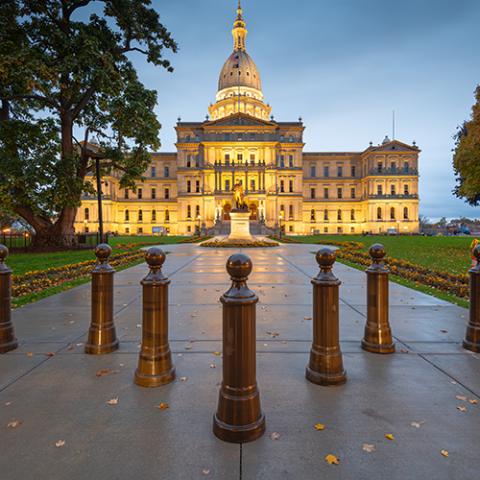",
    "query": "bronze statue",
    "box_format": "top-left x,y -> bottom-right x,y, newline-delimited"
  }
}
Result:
233,182 -> 247,210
